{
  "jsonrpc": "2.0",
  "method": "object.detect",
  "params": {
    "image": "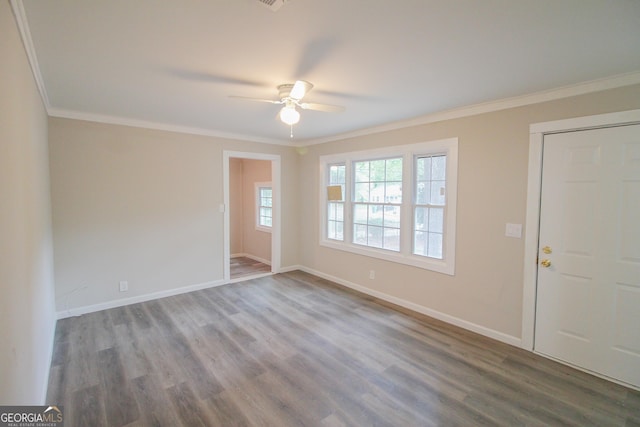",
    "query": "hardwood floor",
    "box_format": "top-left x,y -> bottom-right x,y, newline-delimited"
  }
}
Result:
47,271 -> 640,426
230,256 -> 271,279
